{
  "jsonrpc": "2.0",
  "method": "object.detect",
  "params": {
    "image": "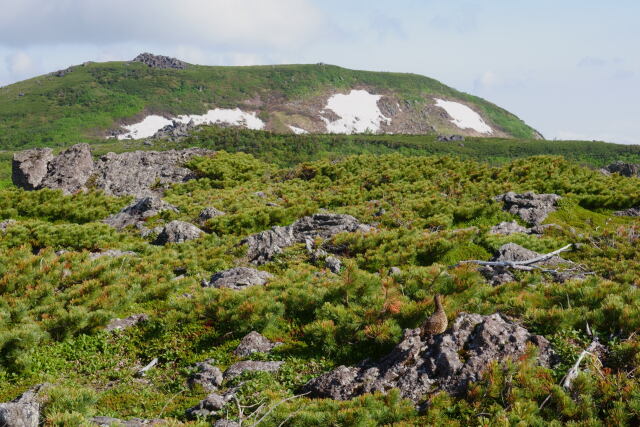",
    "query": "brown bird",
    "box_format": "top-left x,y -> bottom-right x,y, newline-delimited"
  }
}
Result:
420,294 -> 448,337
